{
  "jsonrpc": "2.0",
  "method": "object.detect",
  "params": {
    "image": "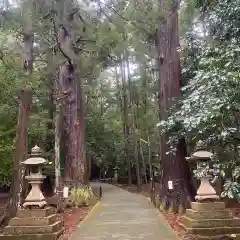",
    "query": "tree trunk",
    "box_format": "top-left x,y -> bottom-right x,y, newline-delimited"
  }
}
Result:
120,56 -> 132,185
57,3 -> 86,187
125,52 -> 135,185
54,102 -> 61,194
131,84 -> 141,190
4,89 -> 32,222
139,67 -> 148,184
77,70 -> 87,185
44,48 -> 57,156
59,64 -> 85,187
45,77 -> 55,154
147,134 -> 153,182
135,139 -> 141,190
157,2 -> 196,212
139,140 -> 148,184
